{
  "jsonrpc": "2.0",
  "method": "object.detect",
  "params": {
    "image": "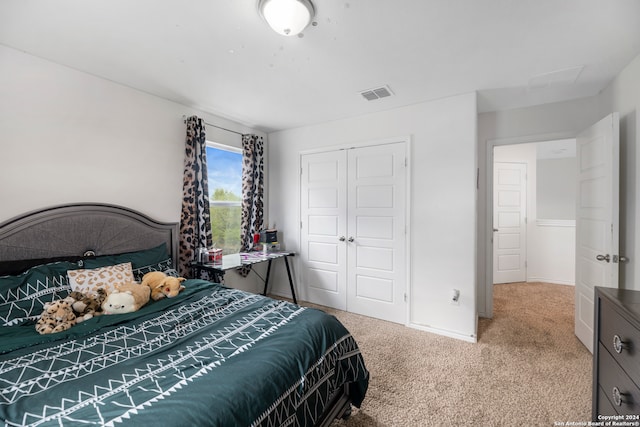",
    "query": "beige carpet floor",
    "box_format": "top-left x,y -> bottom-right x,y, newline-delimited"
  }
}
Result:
313,282 -> 592,427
